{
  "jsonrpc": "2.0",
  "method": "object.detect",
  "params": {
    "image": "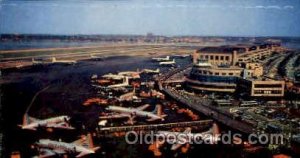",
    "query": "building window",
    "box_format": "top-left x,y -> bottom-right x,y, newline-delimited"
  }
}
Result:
271,90 -> 282,94
222,73 -> 226,76
225,56 -> 230,61
229,73 -> 233,76
264,91 -> 271,94
205,55 -> 209,59
210,56 -> 214,60
254,84 -> 283,88
215,72 -> 219,75
215,56 -> 219,60
221,56 -> 224,60
254,90 -> 263,94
